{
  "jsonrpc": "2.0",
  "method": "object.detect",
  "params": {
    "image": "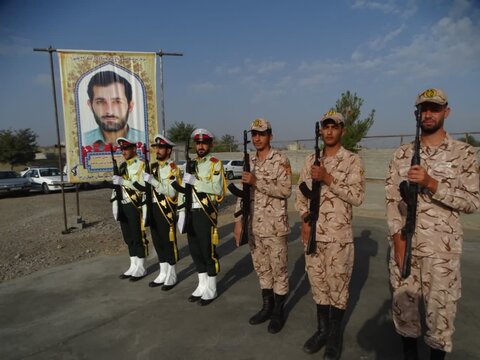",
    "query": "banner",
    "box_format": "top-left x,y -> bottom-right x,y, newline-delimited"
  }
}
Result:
58,50 -> 158,183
